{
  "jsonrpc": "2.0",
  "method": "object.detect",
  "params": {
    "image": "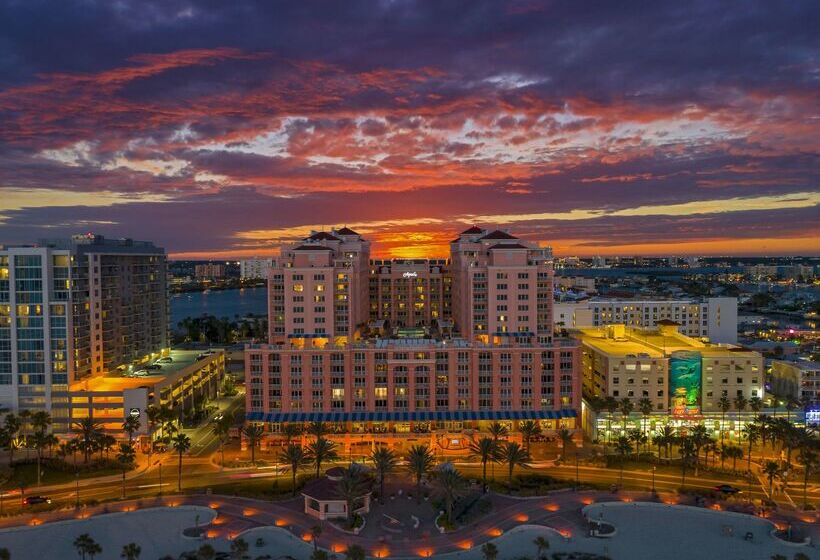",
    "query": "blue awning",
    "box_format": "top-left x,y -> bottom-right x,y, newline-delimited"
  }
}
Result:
249,408 -> 577,423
